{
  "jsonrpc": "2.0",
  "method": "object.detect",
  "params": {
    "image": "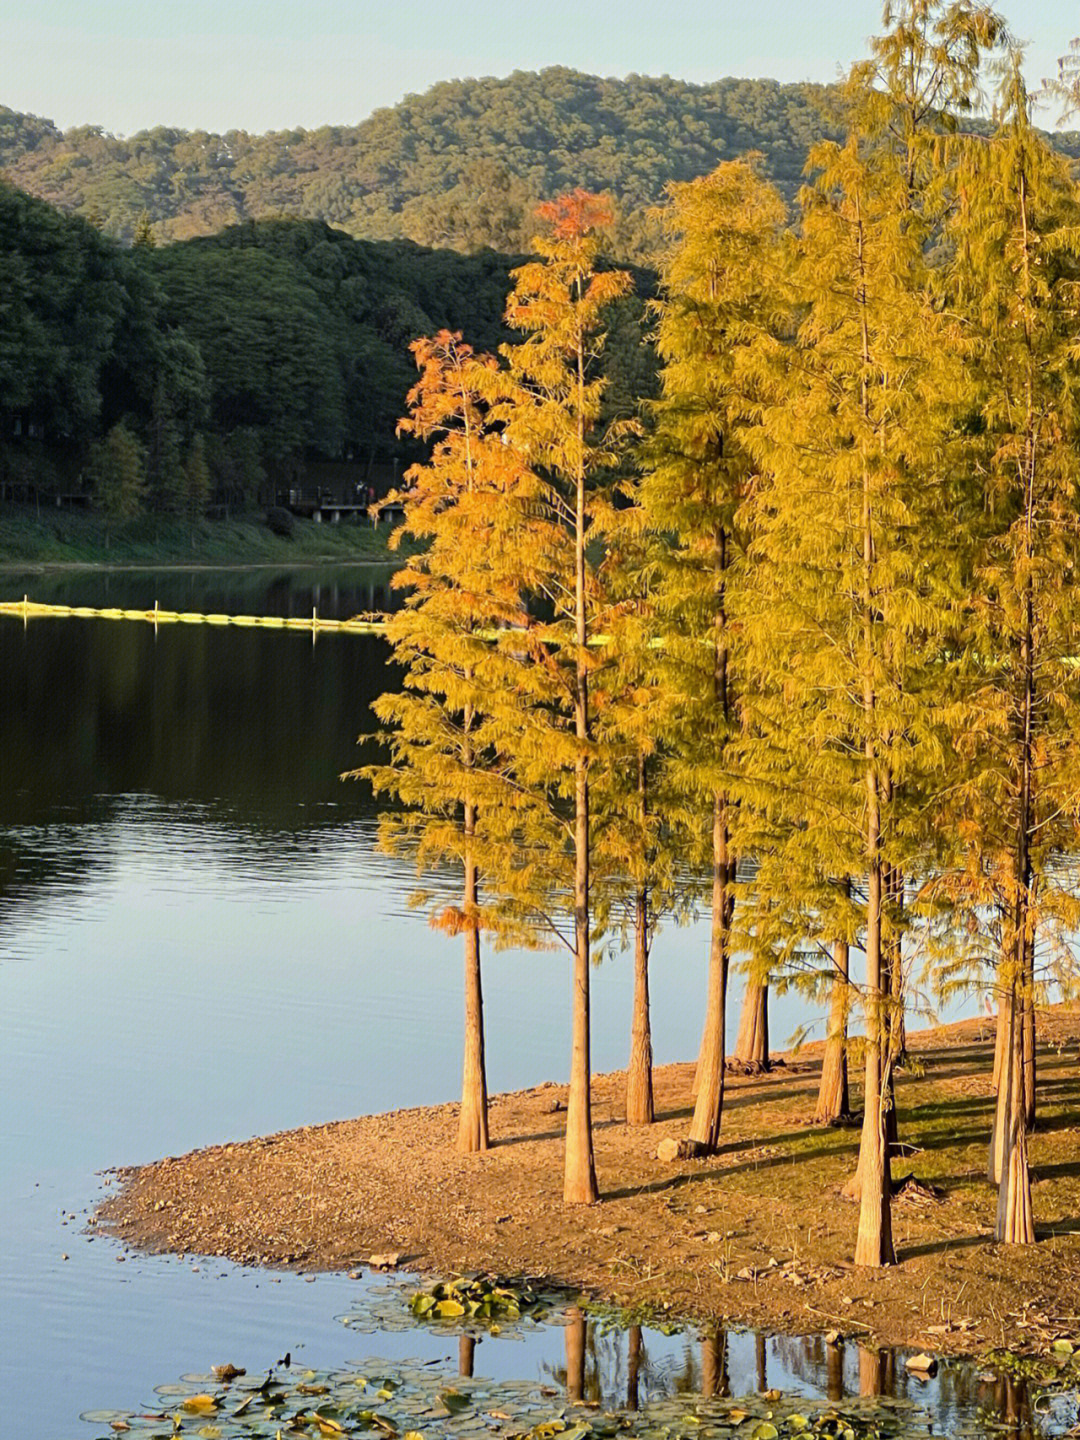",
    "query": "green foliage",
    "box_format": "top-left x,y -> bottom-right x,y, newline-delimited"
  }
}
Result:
181,433 -> 210,524
0,179 -> 127,438
407,1275 -> 548,1324
0,75 -> 846,257
89,422 -> 146,524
